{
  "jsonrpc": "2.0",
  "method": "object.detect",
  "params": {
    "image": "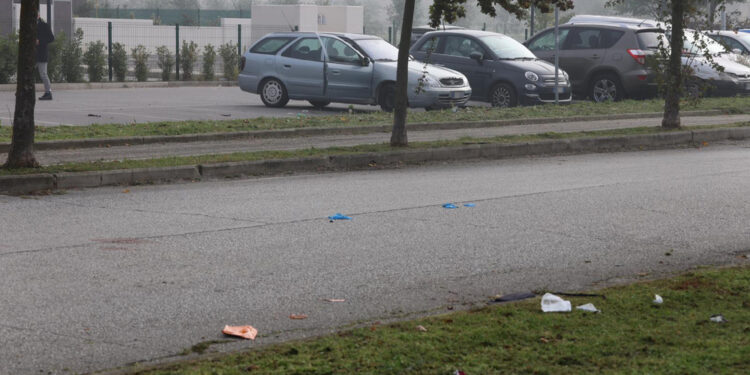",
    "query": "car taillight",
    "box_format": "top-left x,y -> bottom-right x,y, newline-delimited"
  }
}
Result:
627,49 -> 646,65
240,56 -> 246,71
